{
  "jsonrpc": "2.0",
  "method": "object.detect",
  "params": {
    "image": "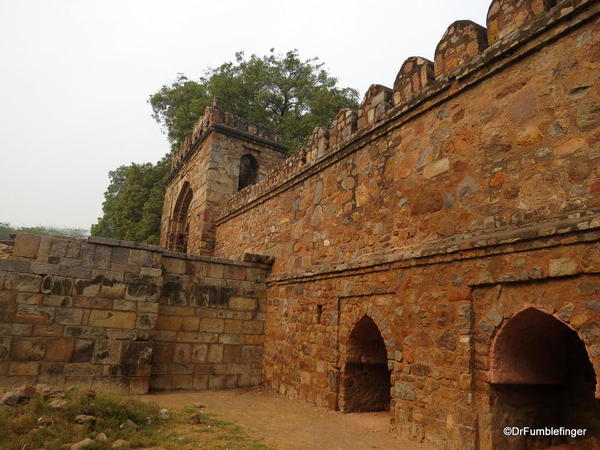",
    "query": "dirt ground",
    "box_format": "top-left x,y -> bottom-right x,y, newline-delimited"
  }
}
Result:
139,388 -> 432,450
